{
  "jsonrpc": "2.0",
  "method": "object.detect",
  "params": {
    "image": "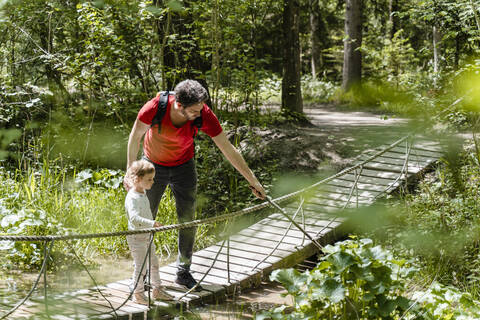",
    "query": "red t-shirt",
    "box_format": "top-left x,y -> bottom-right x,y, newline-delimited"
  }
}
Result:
138,95 -> 223,166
